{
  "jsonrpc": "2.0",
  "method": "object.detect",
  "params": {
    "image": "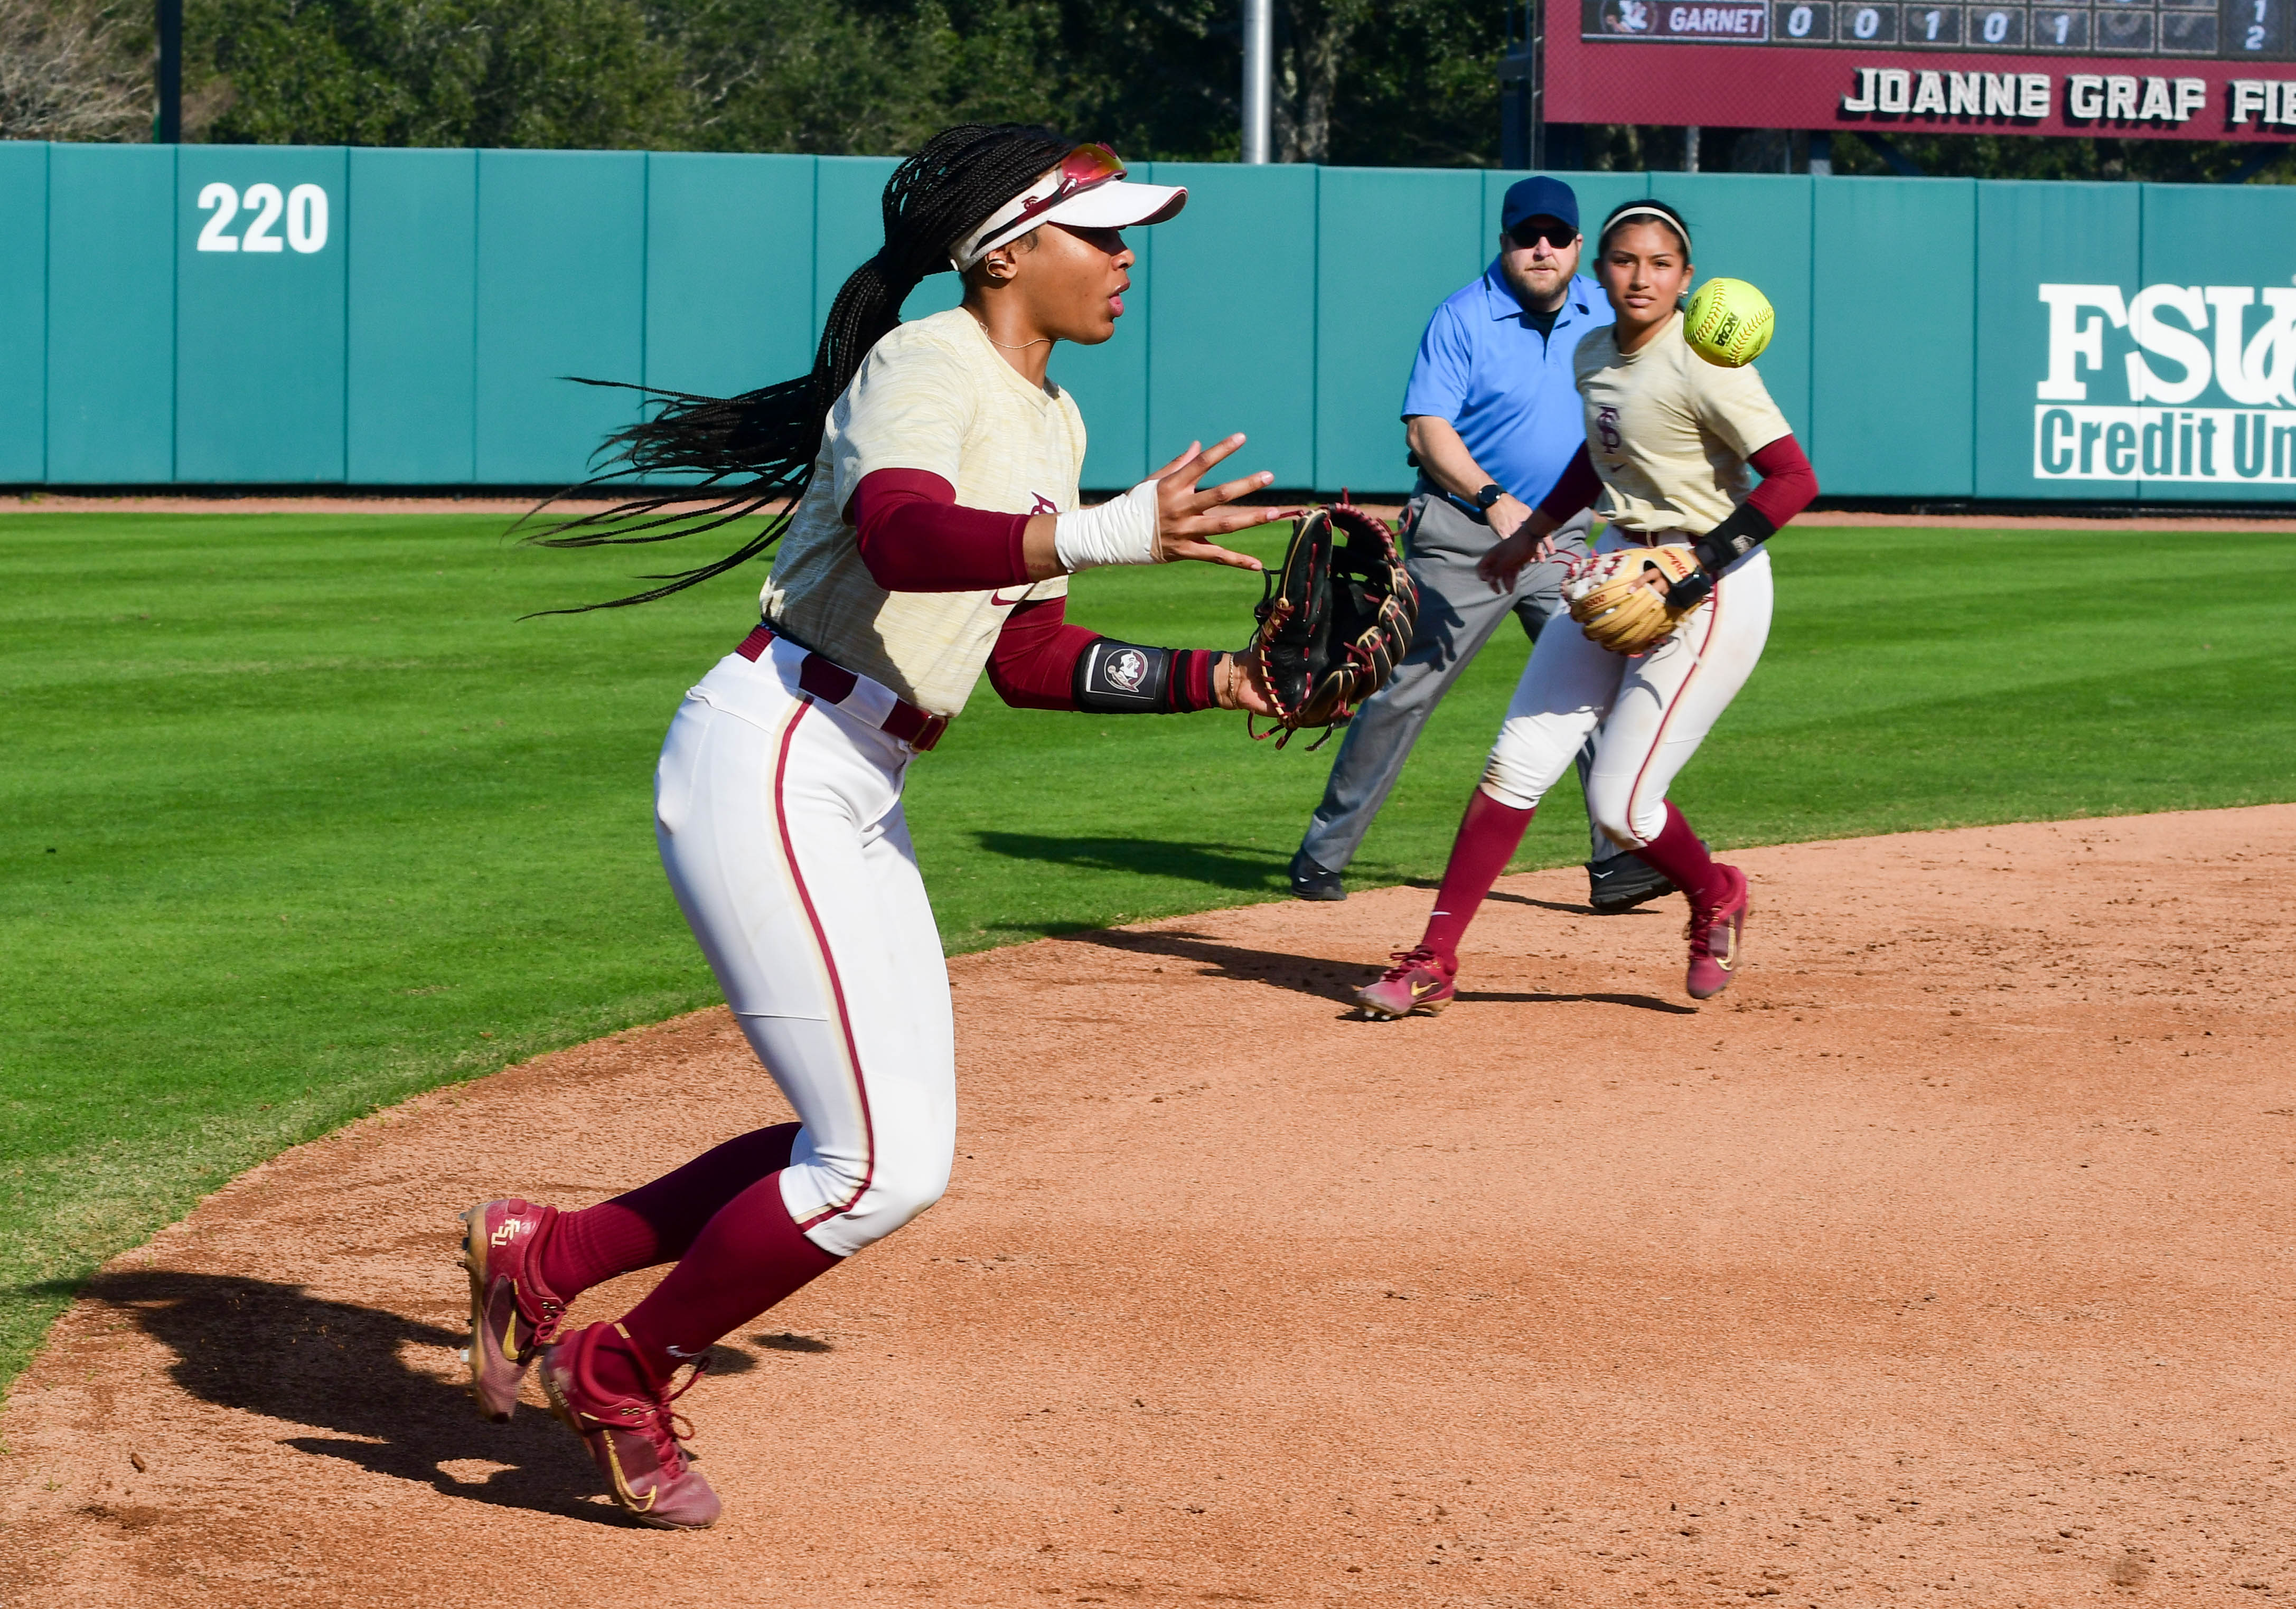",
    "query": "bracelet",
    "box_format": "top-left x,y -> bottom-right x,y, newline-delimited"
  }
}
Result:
1053,479 -> 1160,571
